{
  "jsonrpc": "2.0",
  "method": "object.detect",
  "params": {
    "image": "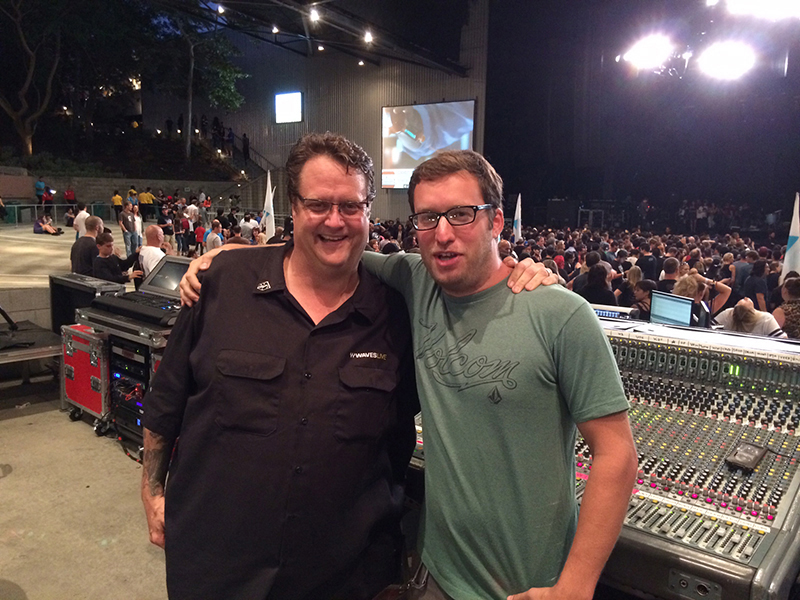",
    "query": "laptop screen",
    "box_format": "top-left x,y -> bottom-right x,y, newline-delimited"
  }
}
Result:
140,256 -> 192,298
650,290 -> 693,327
